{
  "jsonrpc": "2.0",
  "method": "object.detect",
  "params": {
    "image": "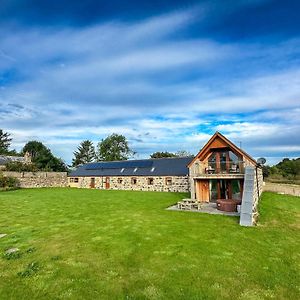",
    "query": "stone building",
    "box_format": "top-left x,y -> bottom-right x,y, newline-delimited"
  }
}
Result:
69,132 -> 263,225
69,157 -> 192,192
0,152 -> 32,170
187,132 -> 263,226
